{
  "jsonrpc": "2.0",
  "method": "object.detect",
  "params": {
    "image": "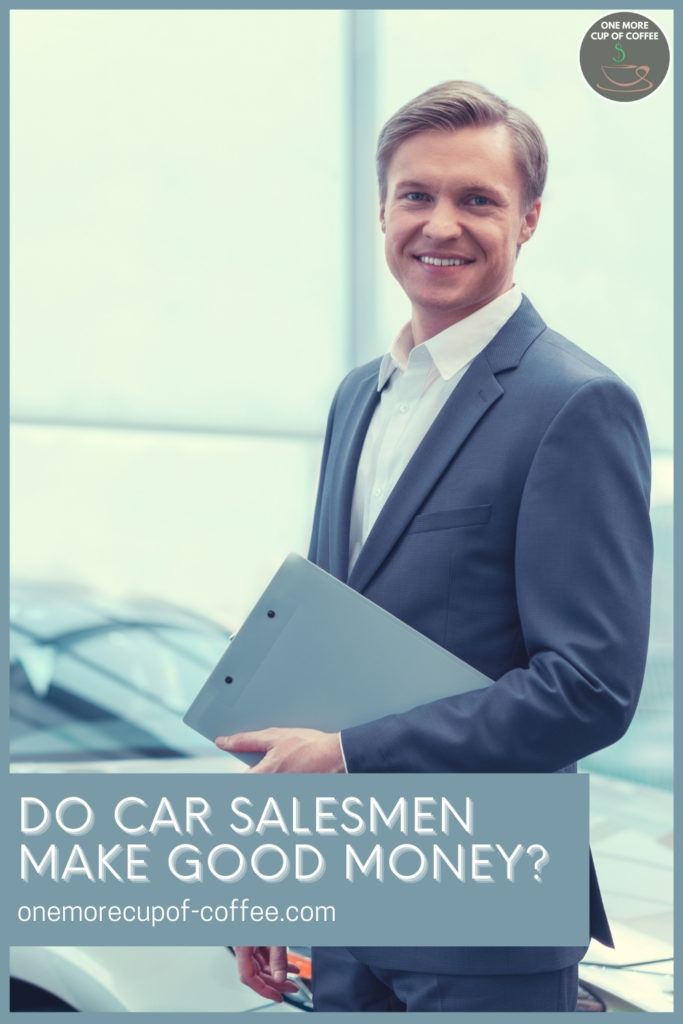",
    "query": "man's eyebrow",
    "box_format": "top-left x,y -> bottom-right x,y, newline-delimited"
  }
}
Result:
392,180 -> 433,192
459,181 -> 509,202
392,179 -> 509,203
